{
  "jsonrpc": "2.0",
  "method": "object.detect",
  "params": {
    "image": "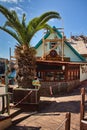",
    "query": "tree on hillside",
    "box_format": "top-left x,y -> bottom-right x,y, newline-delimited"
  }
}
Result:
0,4 -> 61,88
